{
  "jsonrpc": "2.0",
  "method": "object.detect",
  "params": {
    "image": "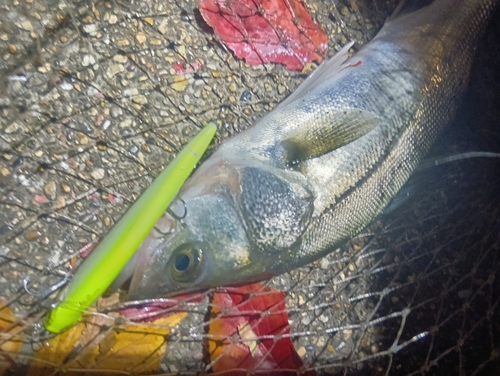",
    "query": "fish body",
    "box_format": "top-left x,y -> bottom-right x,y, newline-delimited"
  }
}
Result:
127,0 -> 498,299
